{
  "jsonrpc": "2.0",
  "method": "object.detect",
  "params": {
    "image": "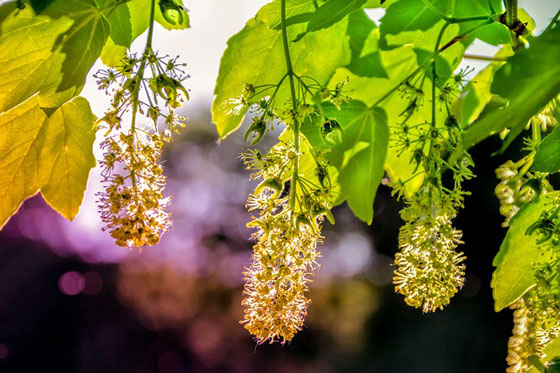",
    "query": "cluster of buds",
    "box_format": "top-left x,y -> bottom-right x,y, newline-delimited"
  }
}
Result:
506,298 -> 538,373
528,95 -> 559,132
393,193 -> 466,313
494,159 -> 551,227
95,50 -> 188,248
